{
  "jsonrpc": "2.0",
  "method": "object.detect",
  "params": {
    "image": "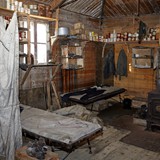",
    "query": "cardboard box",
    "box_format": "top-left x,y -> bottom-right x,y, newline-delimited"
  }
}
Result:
61,45 -> 68,57
30,9 -> 38,15
79,34 -> 87,40
0,0 -> 6,8
74,22 -> 84,30
76,47 -> 82,55
77,58 -> 84,68
73,28 -> 85,35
